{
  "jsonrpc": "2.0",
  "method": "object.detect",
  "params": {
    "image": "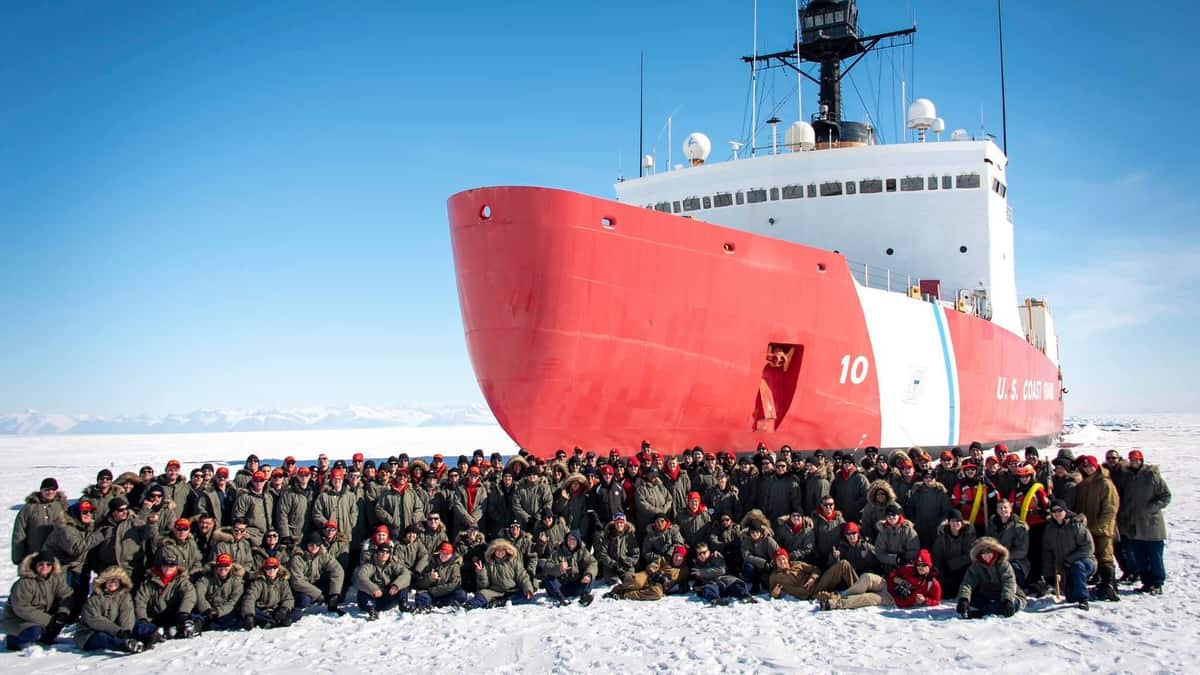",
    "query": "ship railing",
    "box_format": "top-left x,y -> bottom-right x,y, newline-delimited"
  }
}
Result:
846,259 -> 957,306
